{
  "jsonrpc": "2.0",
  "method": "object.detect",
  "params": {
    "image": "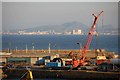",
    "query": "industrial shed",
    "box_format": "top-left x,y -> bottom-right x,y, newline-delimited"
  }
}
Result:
1,52 -> 56,65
